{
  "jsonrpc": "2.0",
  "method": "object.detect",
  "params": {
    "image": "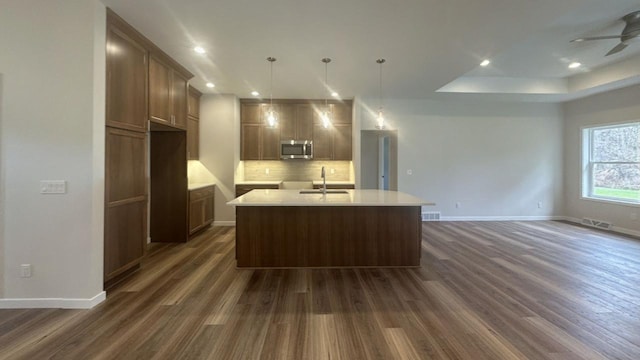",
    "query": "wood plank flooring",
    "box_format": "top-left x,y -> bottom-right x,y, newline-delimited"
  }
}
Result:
1,221 -> 639,359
